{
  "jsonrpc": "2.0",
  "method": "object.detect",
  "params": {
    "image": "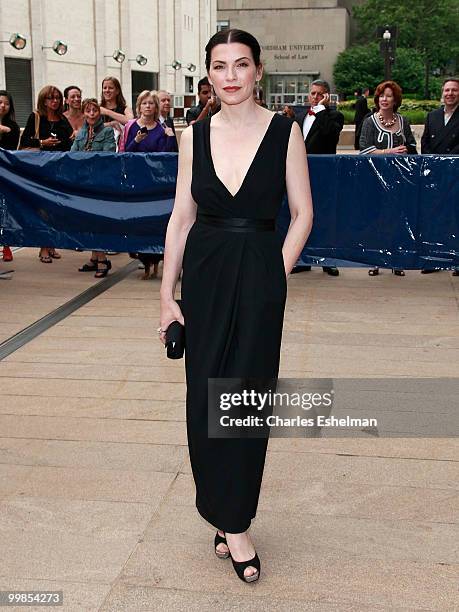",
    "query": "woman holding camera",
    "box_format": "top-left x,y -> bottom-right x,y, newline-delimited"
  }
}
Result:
20,85 -> 73,263
120,90 -> 177,153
